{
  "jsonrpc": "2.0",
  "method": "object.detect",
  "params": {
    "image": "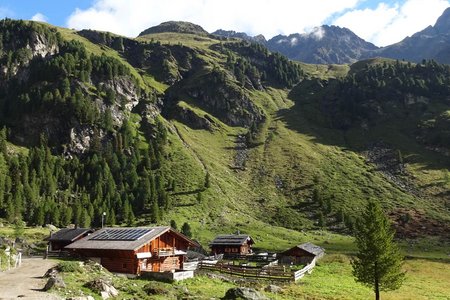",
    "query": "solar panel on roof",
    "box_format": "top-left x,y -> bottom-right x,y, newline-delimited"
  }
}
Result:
90,228 -> 153,241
